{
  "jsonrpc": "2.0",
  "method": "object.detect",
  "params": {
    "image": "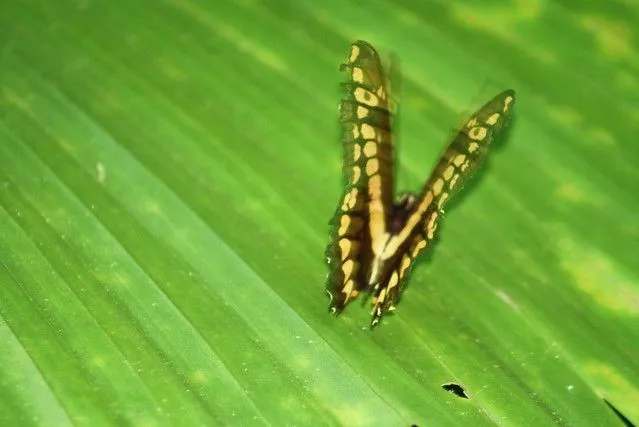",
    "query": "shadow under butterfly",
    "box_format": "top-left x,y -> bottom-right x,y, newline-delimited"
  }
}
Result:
325,40 -> 516,327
